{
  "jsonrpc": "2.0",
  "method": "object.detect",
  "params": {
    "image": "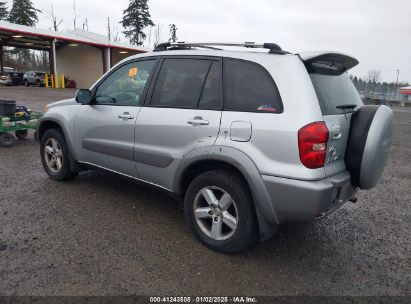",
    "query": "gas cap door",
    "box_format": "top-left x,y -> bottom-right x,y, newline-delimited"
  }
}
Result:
230,121 -> 252,142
